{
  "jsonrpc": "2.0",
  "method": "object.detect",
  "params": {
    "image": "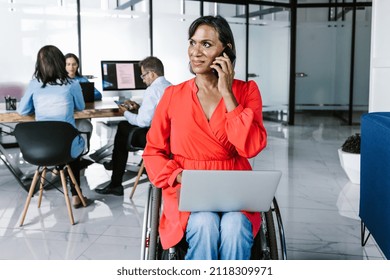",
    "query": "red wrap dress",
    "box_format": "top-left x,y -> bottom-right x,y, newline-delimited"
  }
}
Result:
143,78 -> 267,249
